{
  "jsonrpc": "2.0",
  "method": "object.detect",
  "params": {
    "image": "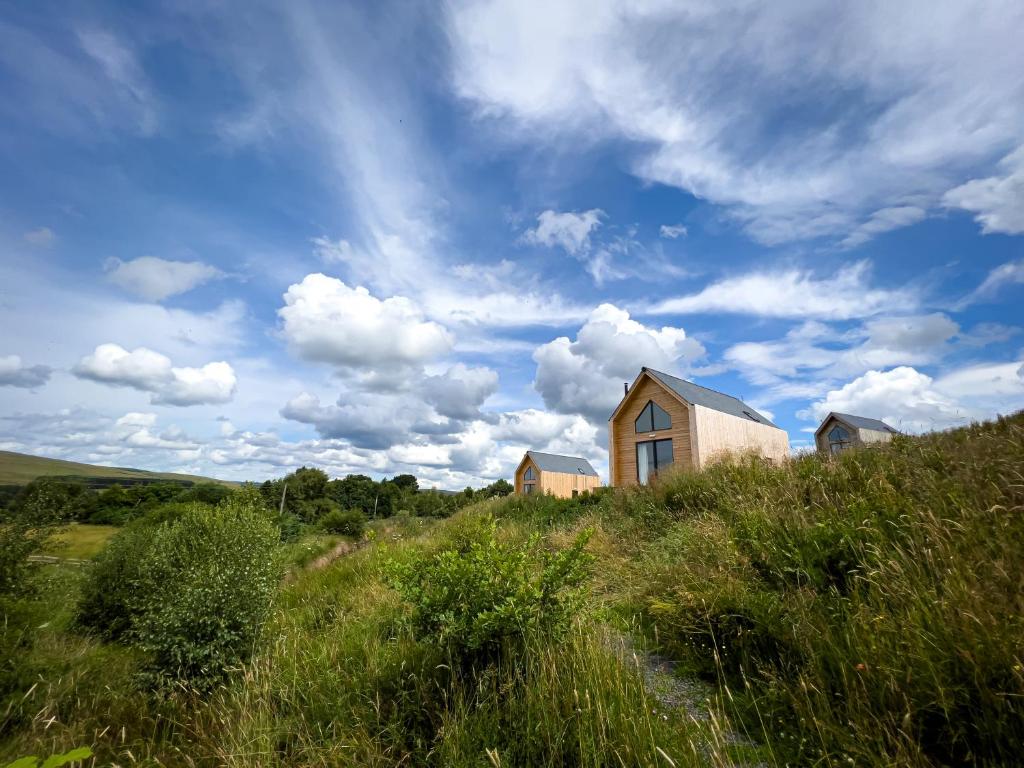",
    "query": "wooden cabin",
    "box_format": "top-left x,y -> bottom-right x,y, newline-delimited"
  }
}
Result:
814,412 -> 898,455
513,451 -> 601,498
608,367 -> 790,486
